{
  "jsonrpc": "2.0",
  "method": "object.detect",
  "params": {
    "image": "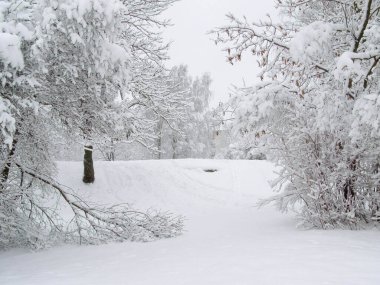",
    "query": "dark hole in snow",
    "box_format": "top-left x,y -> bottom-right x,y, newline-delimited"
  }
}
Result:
204,169 -> 218,173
